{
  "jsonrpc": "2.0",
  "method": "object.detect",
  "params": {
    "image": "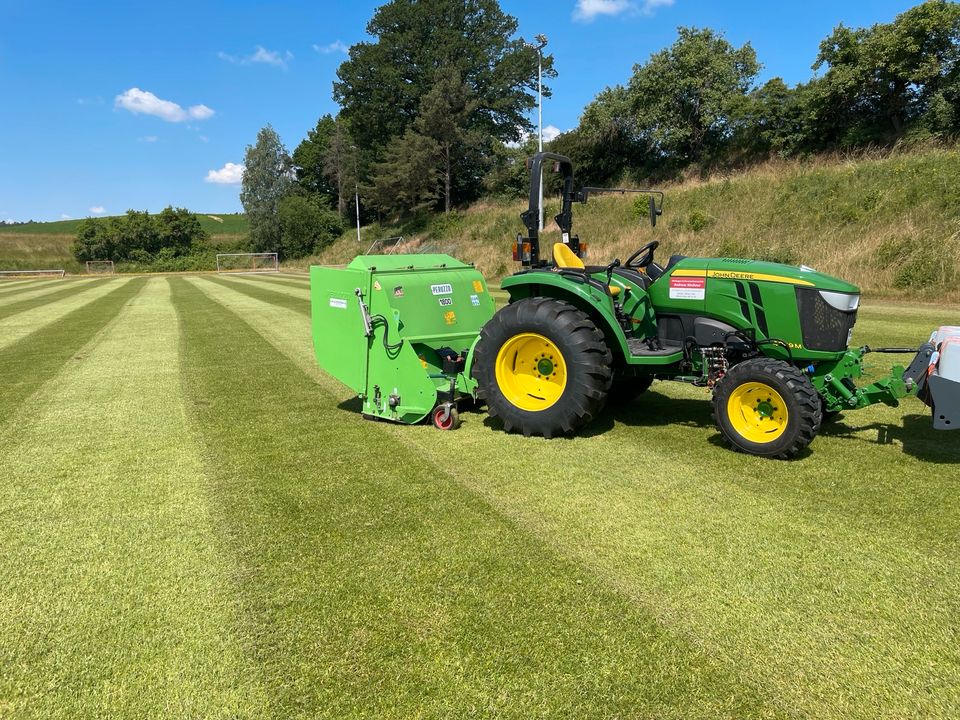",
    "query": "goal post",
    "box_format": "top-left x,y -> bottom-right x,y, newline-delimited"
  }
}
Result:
85,260 -> 115,274
216,253 -> 279,274
0,269 -> 65,280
